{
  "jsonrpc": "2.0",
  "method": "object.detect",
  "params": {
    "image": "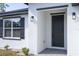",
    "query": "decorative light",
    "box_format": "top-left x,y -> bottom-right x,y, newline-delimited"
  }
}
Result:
30,16 -> 34,22
72,12 -> 76,20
